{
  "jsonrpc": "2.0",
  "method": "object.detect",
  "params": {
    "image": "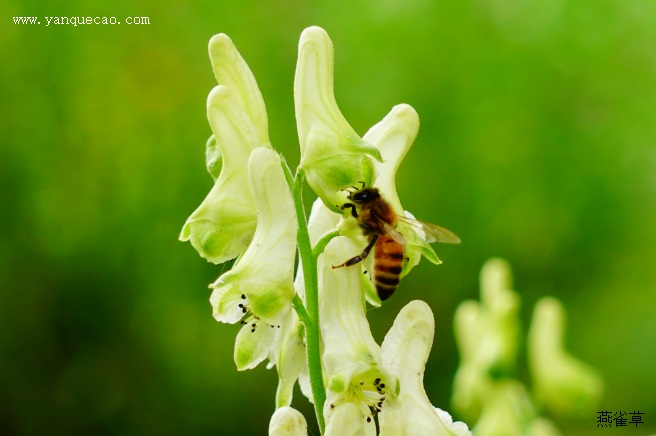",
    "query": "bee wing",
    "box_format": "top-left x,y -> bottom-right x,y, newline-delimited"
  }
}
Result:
398,215 -> 461,244
376,218 -> 406,245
